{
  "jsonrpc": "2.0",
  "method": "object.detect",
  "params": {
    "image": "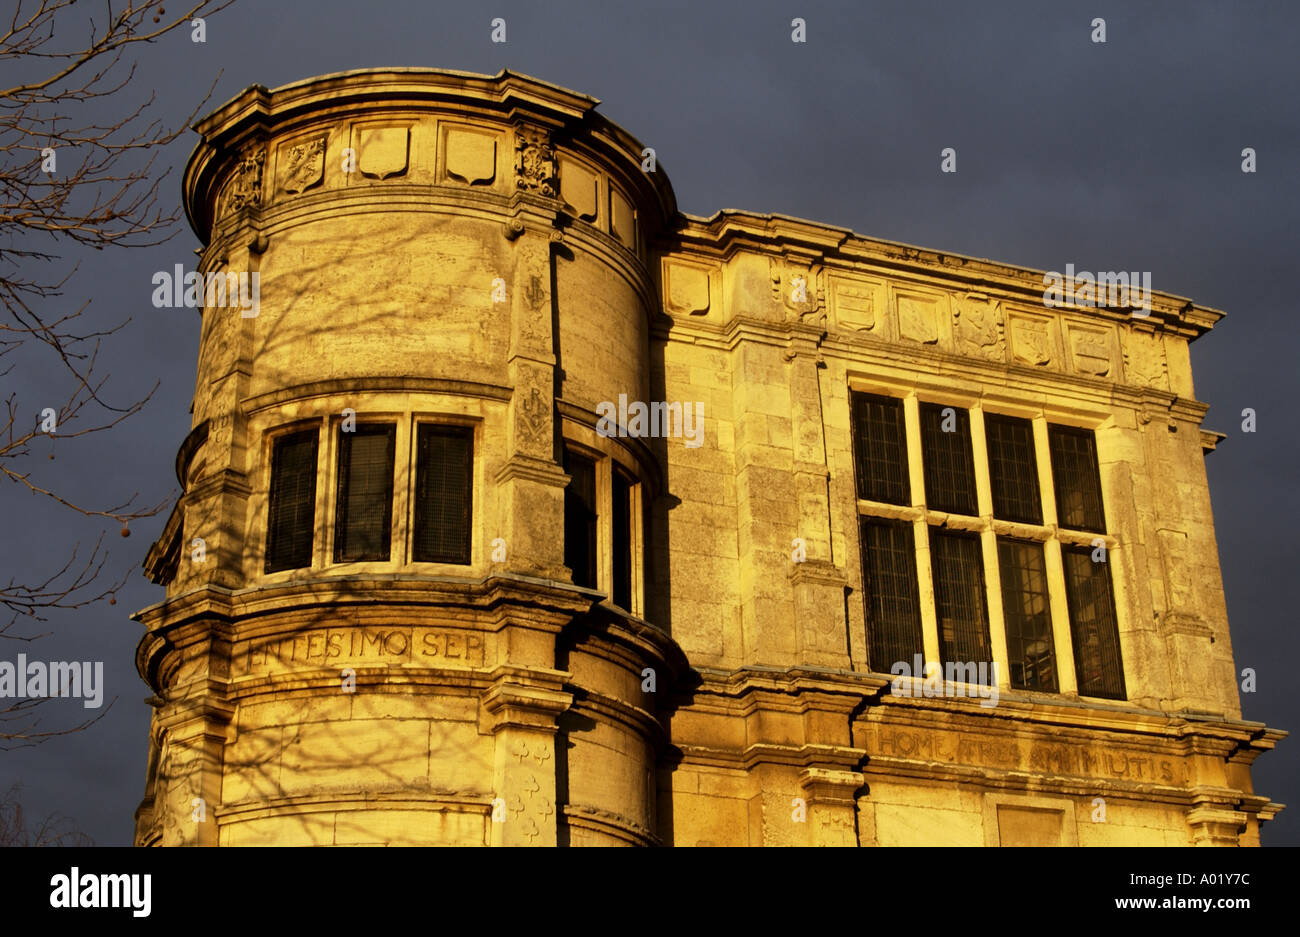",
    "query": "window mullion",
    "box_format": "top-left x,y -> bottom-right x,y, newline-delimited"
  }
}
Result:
313,419 -> 330,570
915,520 -> 941,669
1032,418 -> 1059,527
969,408 -> 1009,688
1032,416 -> 1078,693
630,479 -> 644,616
903,396 -> 941,670
393,418 -> 411,566
969,408 -> 995,518
1044,539 -> 1079,695
979,529 -> 1011,689
598,457 -> 613,600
